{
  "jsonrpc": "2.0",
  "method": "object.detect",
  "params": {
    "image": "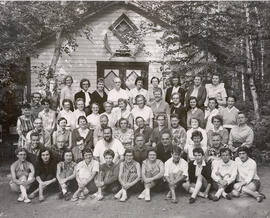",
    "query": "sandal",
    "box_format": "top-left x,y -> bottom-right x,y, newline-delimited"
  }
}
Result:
256,195 -> 264,203
71,197 -> 79,202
